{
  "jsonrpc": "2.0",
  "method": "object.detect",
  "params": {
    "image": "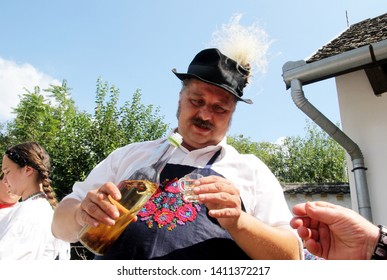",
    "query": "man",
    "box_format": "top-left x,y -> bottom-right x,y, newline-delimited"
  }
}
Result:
52,48 -> 302,259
